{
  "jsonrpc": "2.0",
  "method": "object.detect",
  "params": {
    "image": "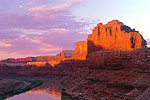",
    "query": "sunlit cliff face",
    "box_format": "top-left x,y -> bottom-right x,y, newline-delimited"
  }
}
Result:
28,88 -> 61,98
